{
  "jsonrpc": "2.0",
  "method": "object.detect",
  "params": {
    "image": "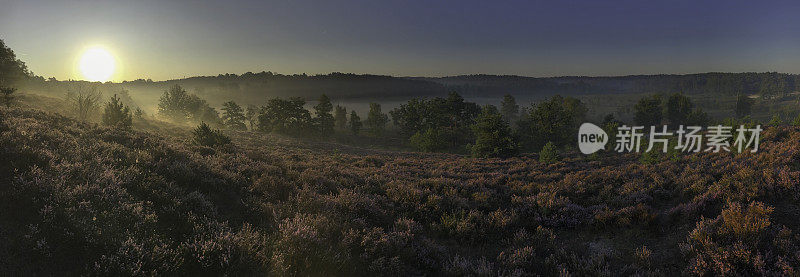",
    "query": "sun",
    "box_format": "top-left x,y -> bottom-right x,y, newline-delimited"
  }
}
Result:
79,47 -> 116,82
